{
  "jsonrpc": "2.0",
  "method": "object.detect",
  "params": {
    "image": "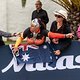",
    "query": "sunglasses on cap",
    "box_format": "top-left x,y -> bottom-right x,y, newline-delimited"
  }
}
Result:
55,15 -> 63,18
